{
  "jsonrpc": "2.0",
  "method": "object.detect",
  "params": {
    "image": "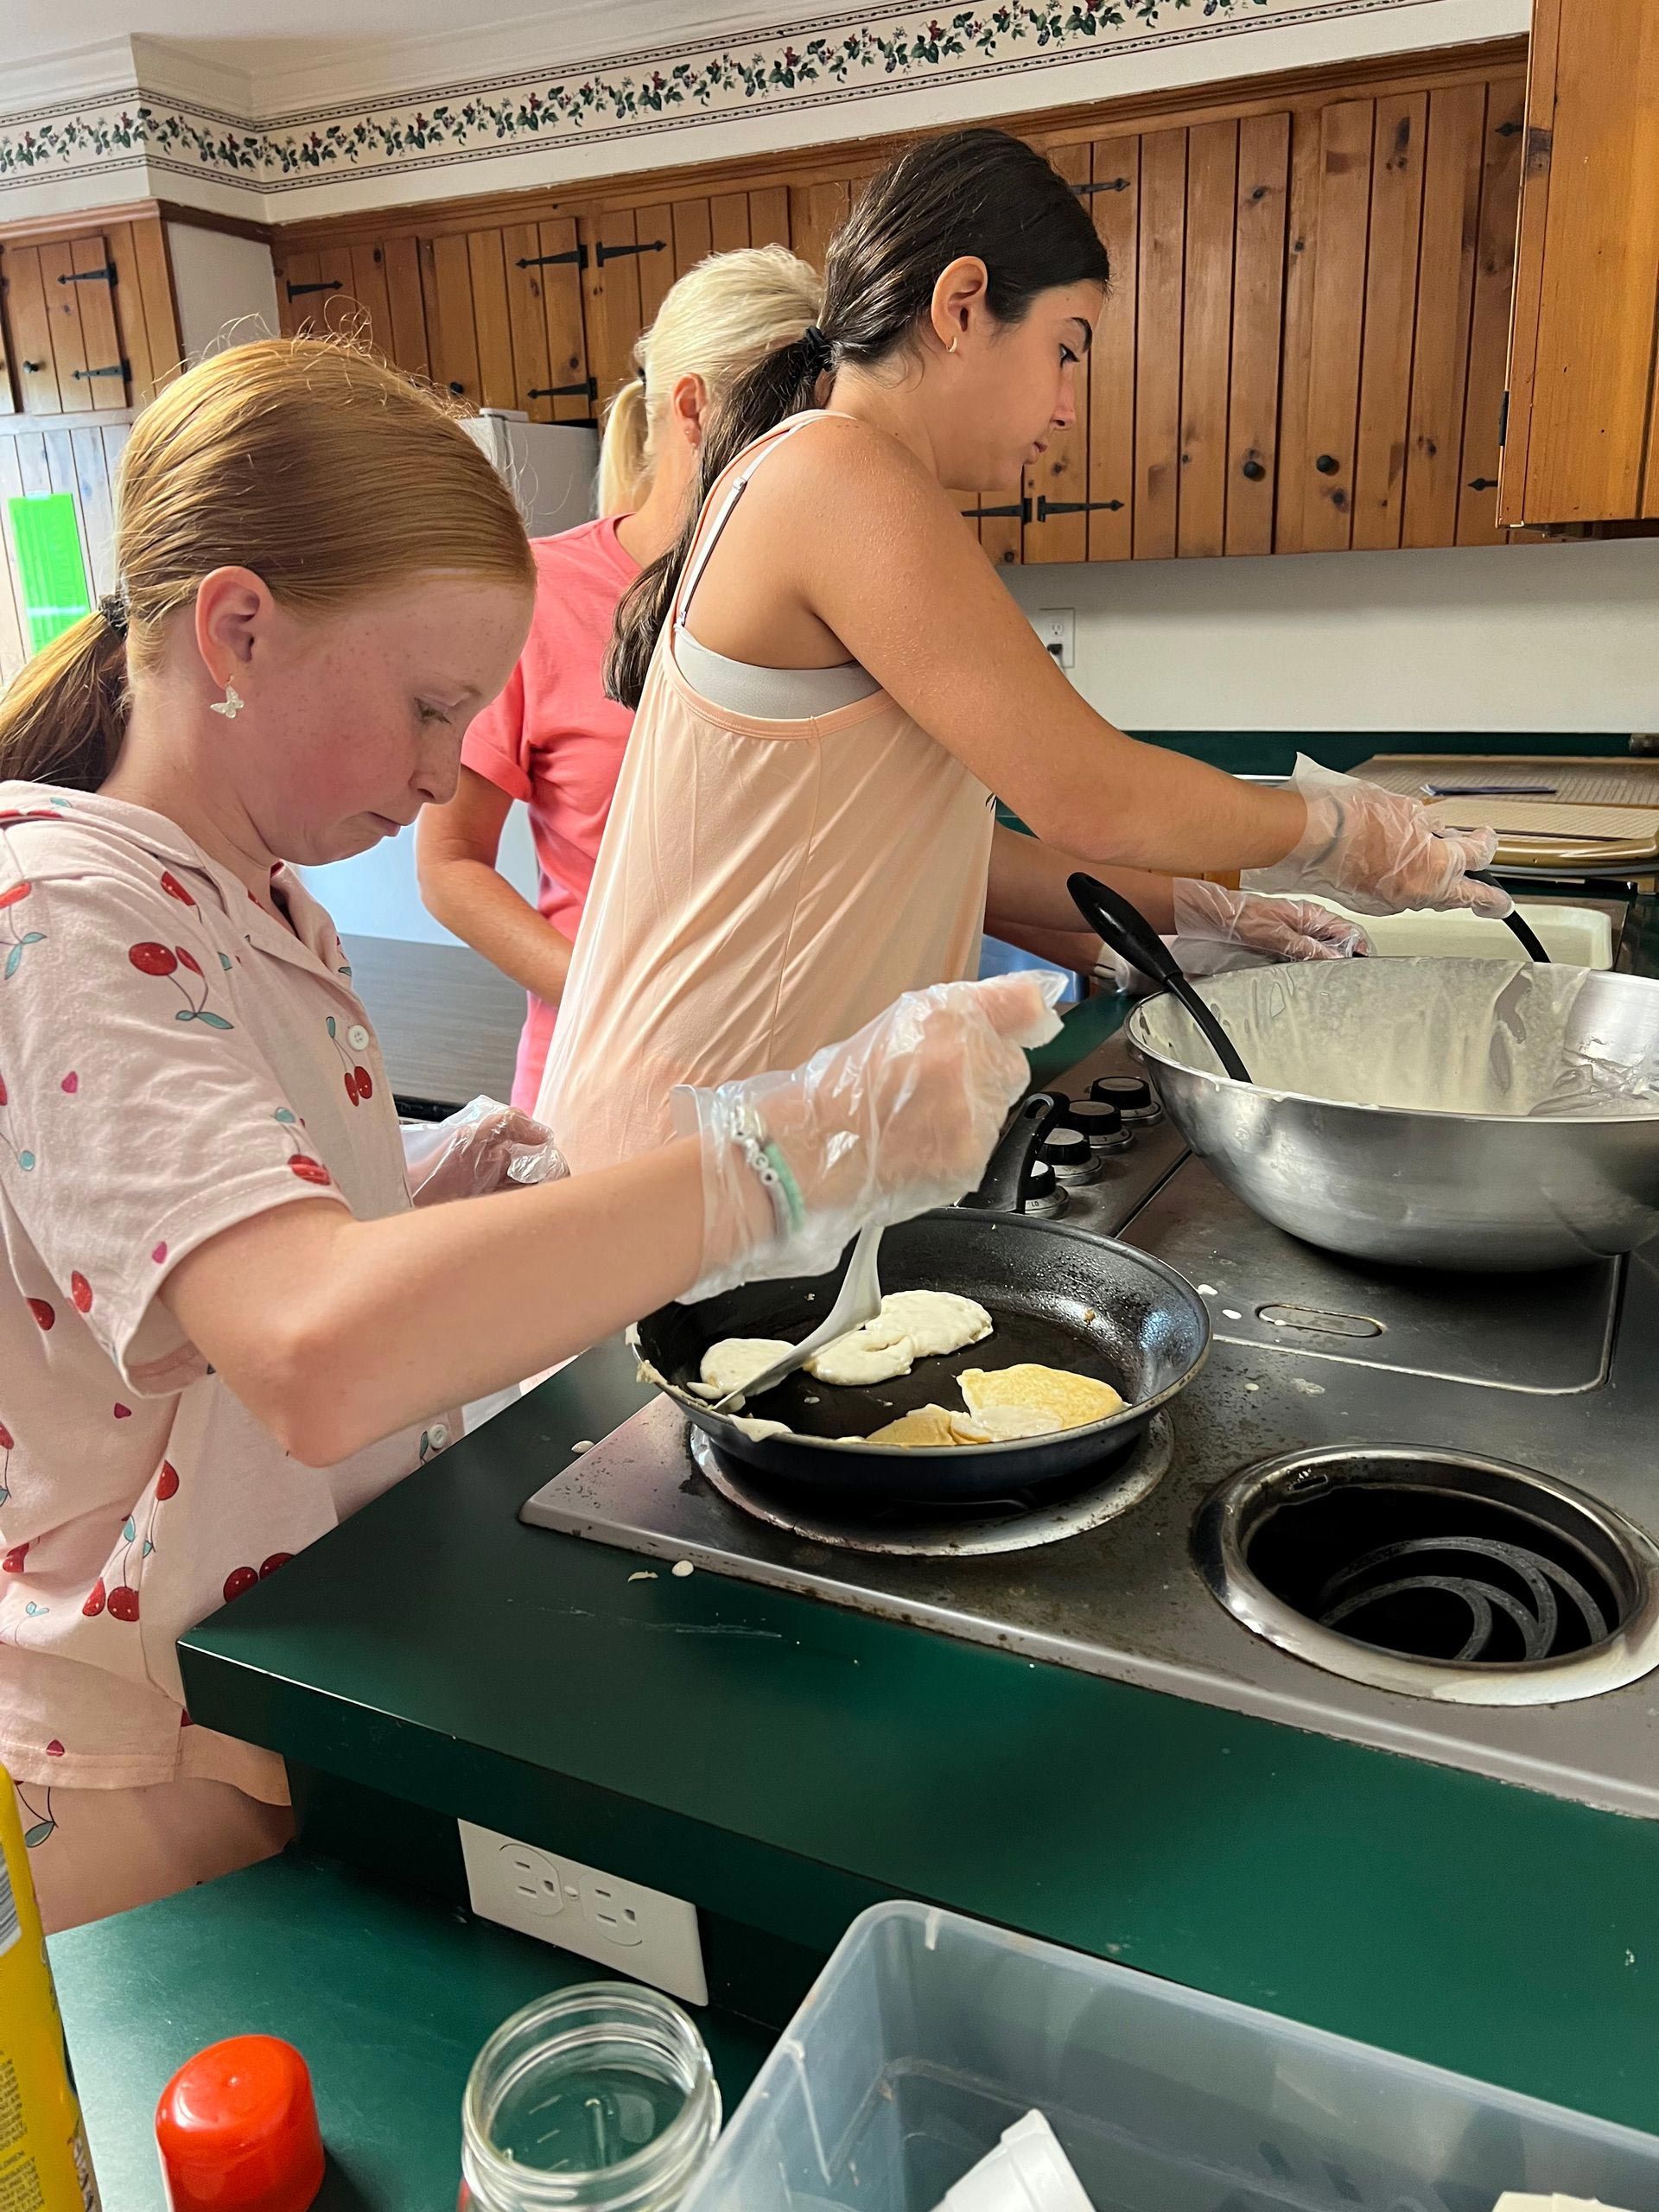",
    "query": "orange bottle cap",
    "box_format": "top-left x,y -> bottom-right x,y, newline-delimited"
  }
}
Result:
156,2035 -> 325,2212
